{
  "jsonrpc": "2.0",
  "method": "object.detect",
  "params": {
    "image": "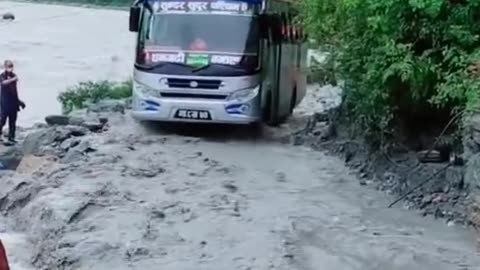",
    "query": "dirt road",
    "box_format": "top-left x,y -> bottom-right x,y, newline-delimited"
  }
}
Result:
0,1 -> 479,270
0,112 -> 478,270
